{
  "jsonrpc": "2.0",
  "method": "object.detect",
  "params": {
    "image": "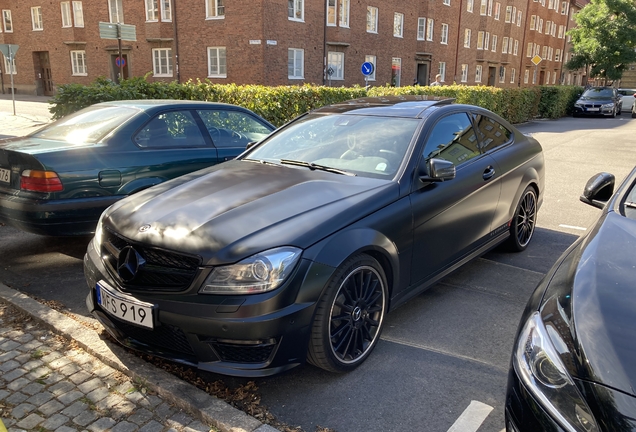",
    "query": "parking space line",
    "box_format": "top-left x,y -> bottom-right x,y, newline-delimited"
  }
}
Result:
475,257 -> 545,276
380,335 -> 507,372
446,400 -> 494,432
558,224 -> 587,231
